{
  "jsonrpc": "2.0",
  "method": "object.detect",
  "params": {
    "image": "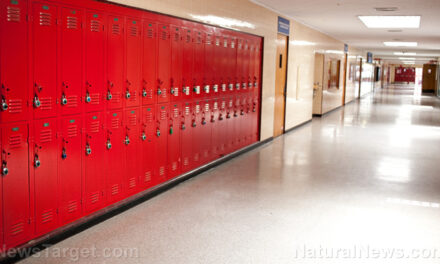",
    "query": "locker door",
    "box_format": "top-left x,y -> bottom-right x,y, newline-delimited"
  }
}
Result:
33,118 -> 59,236
252,97 -> 259,142
228,37 -> 237,95
218,98 -> 227,155
254,39 -> 261,98
191,101 -> 202,167
107,15 -> 124,109
125,18 -> 142,107
59,116 -> 82,225
124,108 -> 140,194
83,112 -> 106,214
1,122 -> 30,248
213,34 -> 222,97
220,35 -> 229,95
155,104 -> 168,183
59,7 -> 82,116
32,3 -> 57,119
203,32 -> 214,98
142,21 -> 156,105
170,25 -> 182,102
235,37 -> 243,94
243,38 -> 250,94
0,128 -> 2,249
0,0 -> 29,123
167,103 -> 180,179
106,110 -> 124,203
210,99 -> 220,160
200,100 -> 211,163
140,106 -> 155,189
181,28 -> 193,102
157,24 -> 170,103
180,102 -> 192,173
84,11 -> 106,112
248,39 -> 255,97
192,30 -> 204,99
234,97 -> 241,149
226,97 -> 235,153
